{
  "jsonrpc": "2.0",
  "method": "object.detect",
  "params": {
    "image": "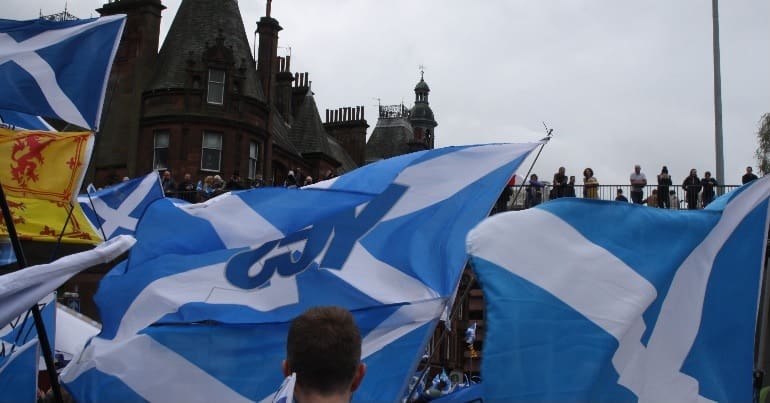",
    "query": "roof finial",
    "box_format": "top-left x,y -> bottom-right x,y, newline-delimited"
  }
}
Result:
266,0 -> 272,17
418,64 -> 425,80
